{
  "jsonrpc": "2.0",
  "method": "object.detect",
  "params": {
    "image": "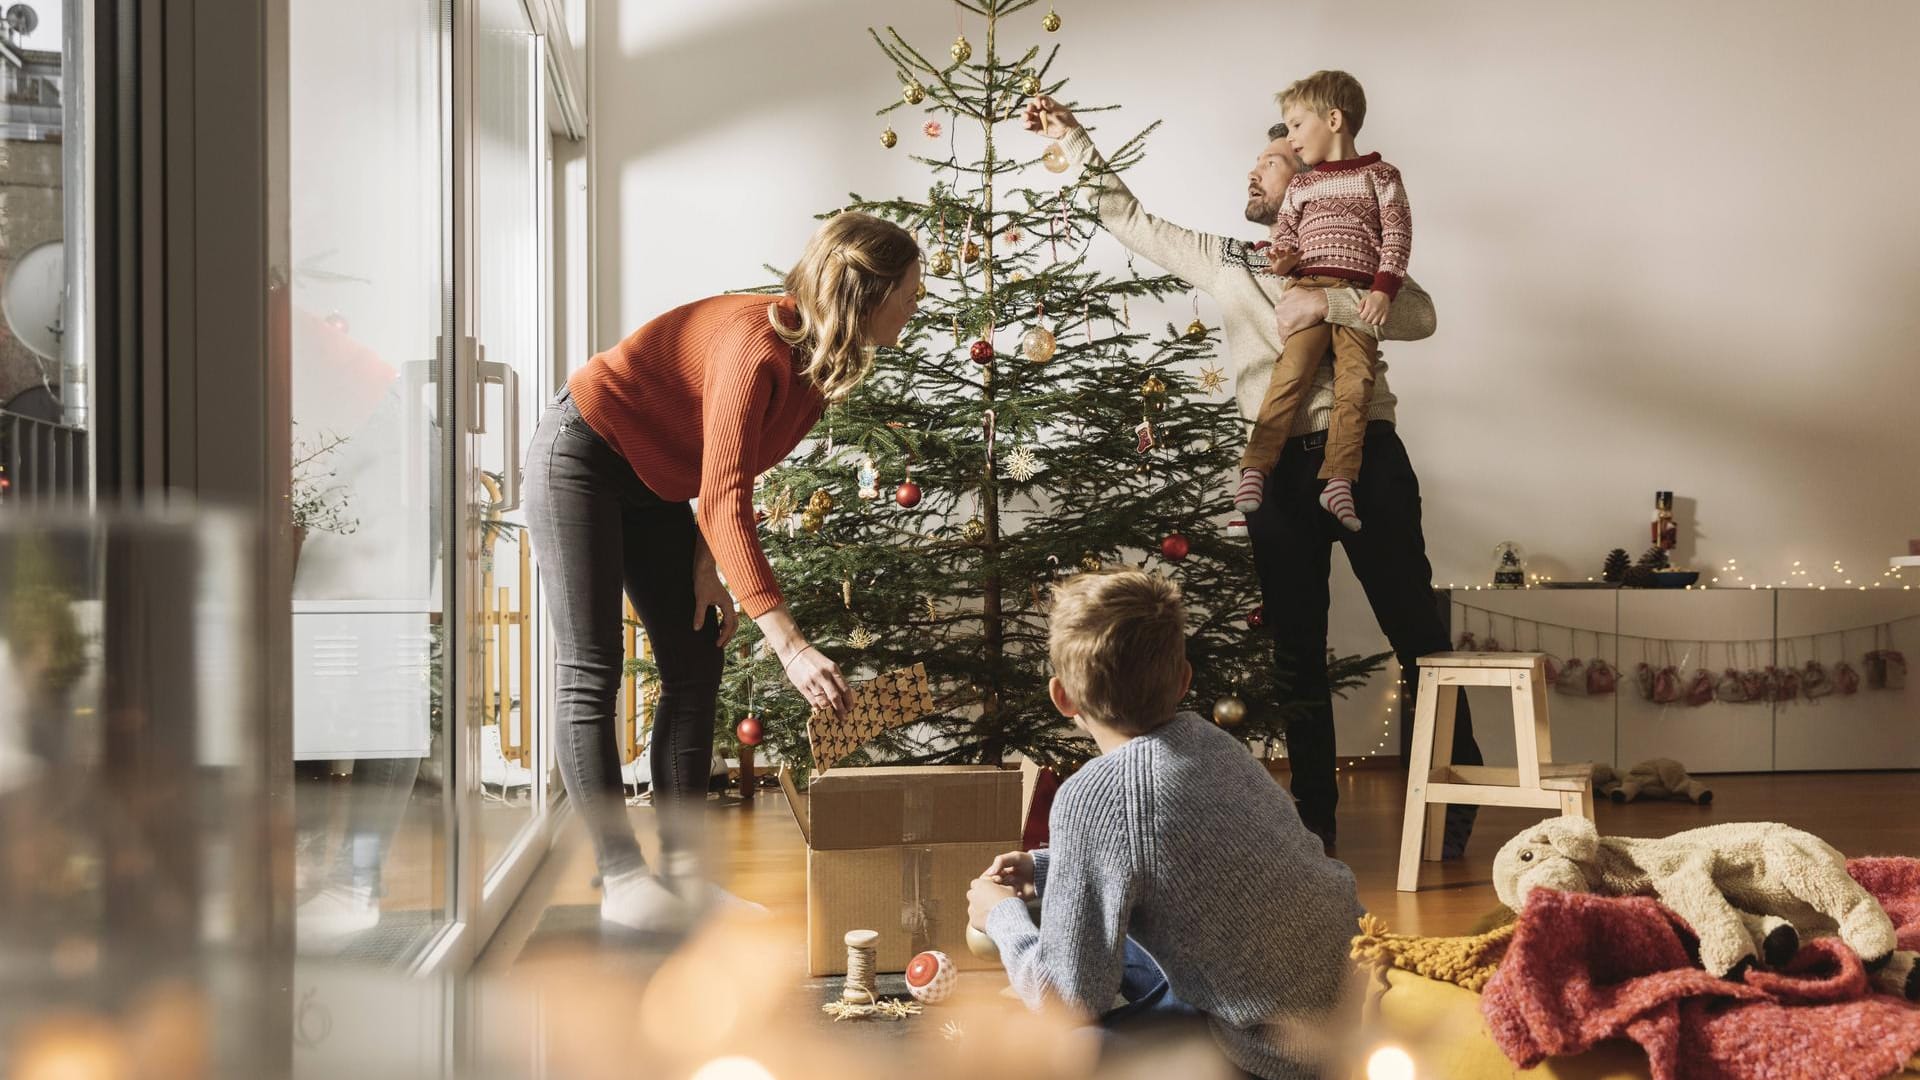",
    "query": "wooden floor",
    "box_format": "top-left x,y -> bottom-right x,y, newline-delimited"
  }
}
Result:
481,767 -> 1920,971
